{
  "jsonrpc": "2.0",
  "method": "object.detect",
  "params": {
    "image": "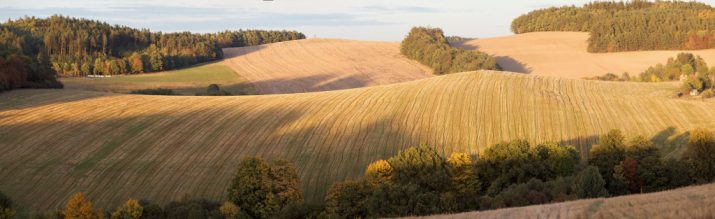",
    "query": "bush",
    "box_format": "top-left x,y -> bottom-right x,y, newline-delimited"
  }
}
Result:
227,158 -> 302,218
137,200 -> 163,219
218,202 -> 240,219
366,183 -> 451,217
400,27 -> 500,75
685,128 -> 715,182
589,129 -> 627,194
447,153 -> 480,210
323,180 -> 372,219
163,199 -> 221,219
111,199 -> 143,219
64,192 -> 104,219
574,166 -> 609,198
274,202 -> 322,219
662,159 -> 694,189
0,191 -> 15,219
387,146 -> 452,192
364,159 -> 393,186
129,88 -> 176,95
478,140 -> 577,195
534,142 -> 580,178
703,89 -> 714,99
205,84 -> 232,96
